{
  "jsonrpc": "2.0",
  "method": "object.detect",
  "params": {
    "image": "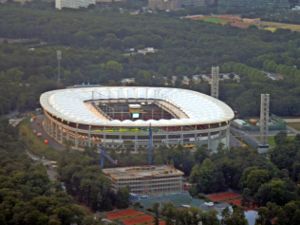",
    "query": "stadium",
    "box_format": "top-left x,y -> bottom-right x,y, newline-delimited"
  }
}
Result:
40,86 -> 234,151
